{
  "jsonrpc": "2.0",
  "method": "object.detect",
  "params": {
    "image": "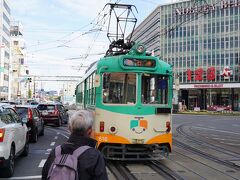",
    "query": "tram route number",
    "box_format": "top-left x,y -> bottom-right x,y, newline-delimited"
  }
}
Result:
98,136 -> 108,142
